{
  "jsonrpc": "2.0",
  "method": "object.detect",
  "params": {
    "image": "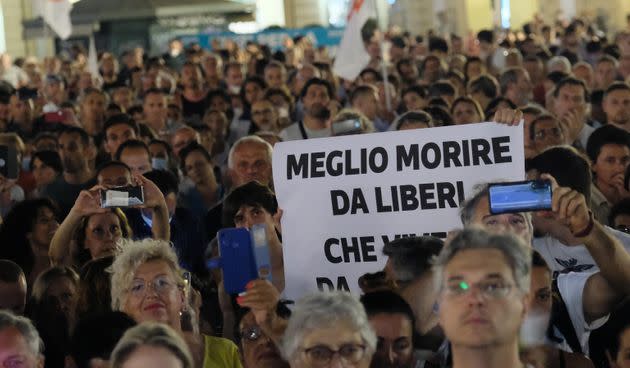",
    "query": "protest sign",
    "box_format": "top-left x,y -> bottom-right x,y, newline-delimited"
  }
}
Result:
272,122 -> 525,300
